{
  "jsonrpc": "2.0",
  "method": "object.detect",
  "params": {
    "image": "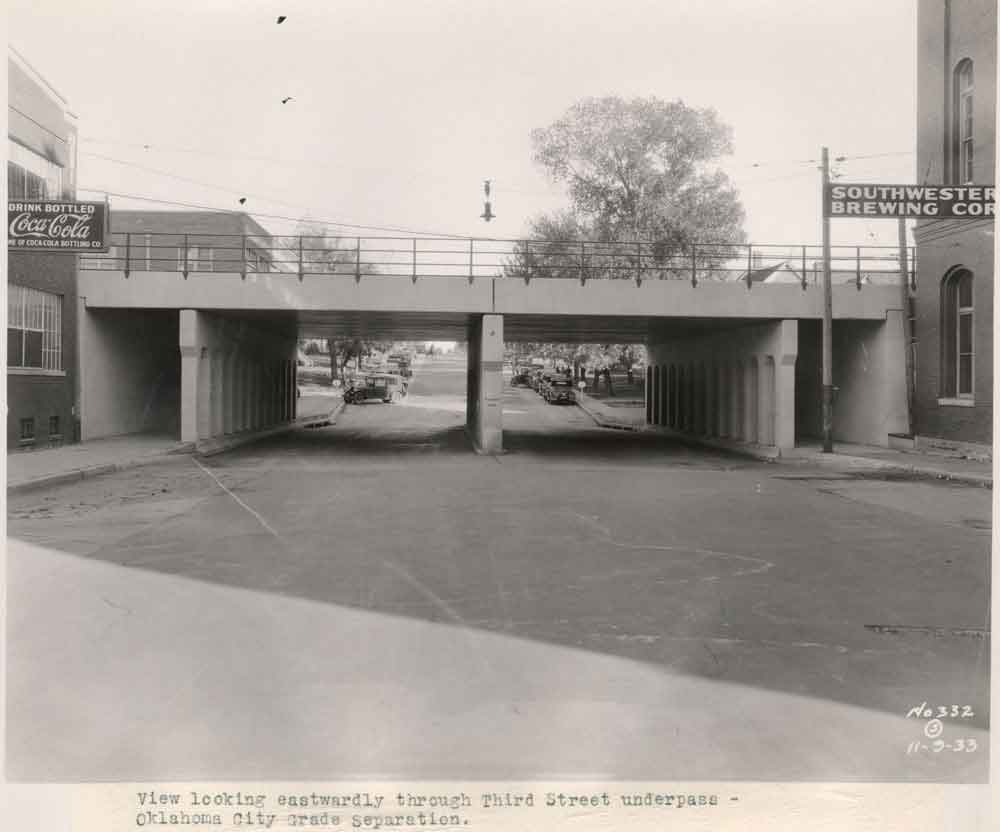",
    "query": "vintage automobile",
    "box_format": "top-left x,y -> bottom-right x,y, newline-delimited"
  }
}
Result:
544,377 -> 577,404
342,373 -> 408,404
510,368 -> 533,387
